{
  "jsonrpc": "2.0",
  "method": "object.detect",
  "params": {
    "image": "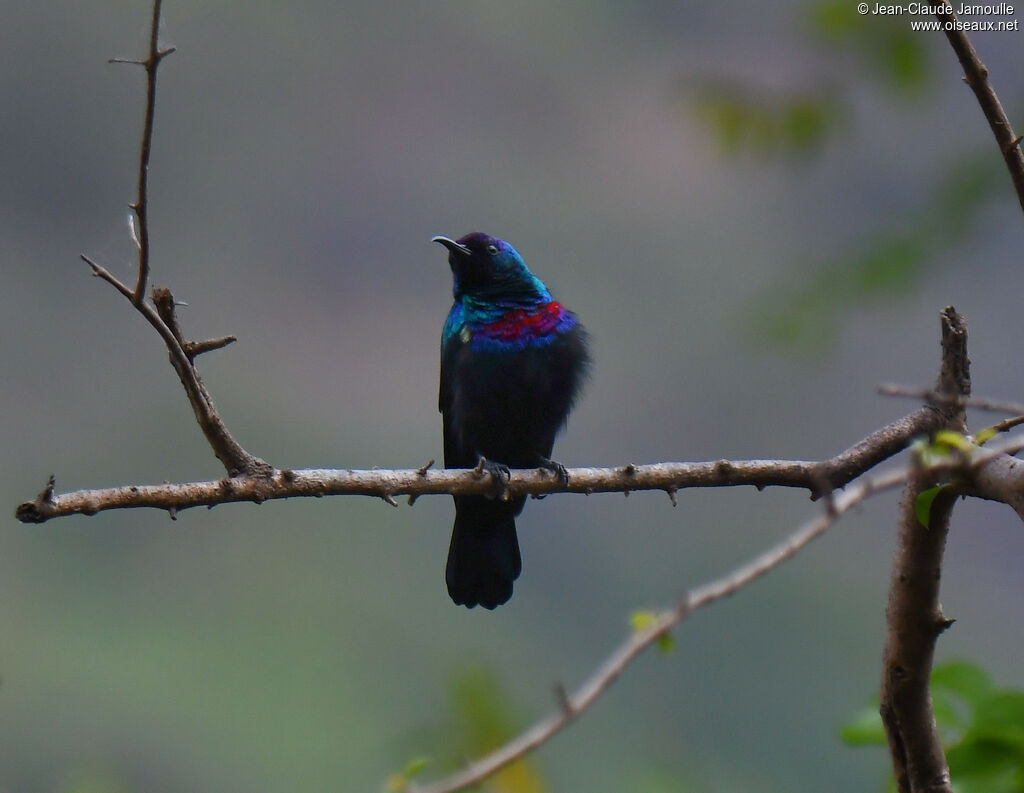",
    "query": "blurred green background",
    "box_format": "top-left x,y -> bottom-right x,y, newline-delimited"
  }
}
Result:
3,2 -> 1024,791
